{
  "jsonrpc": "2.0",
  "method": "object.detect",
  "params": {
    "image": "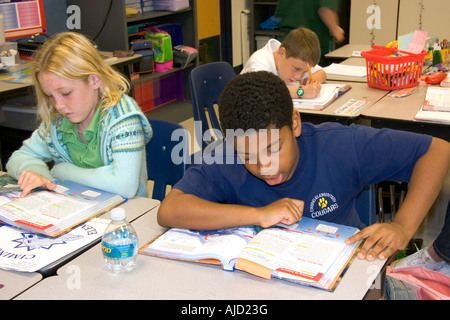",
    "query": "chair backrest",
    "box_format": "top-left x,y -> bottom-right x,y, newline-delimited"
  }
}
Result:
146,119 -> 190,201
355,184 -> 377,226
189,61 -> 236,151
